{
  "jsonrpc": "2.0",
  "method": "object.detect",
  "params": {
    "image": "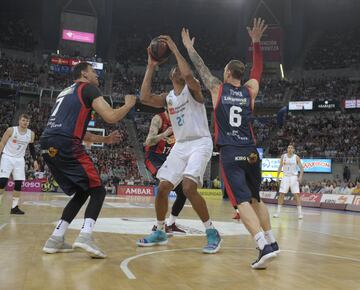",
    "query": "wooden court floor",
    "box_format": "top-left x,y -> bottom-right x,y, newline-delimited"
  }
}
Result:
0,192 -> 359,290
